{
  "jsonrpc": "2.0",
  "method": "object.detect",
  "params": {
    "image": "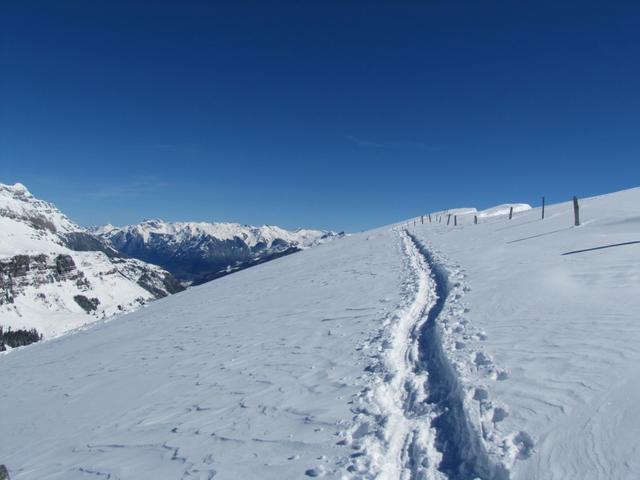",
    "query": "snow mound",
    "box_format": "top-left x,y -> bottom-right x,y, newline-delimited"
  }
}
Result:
430,207 -> 478,216
477,203 -> 531,218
